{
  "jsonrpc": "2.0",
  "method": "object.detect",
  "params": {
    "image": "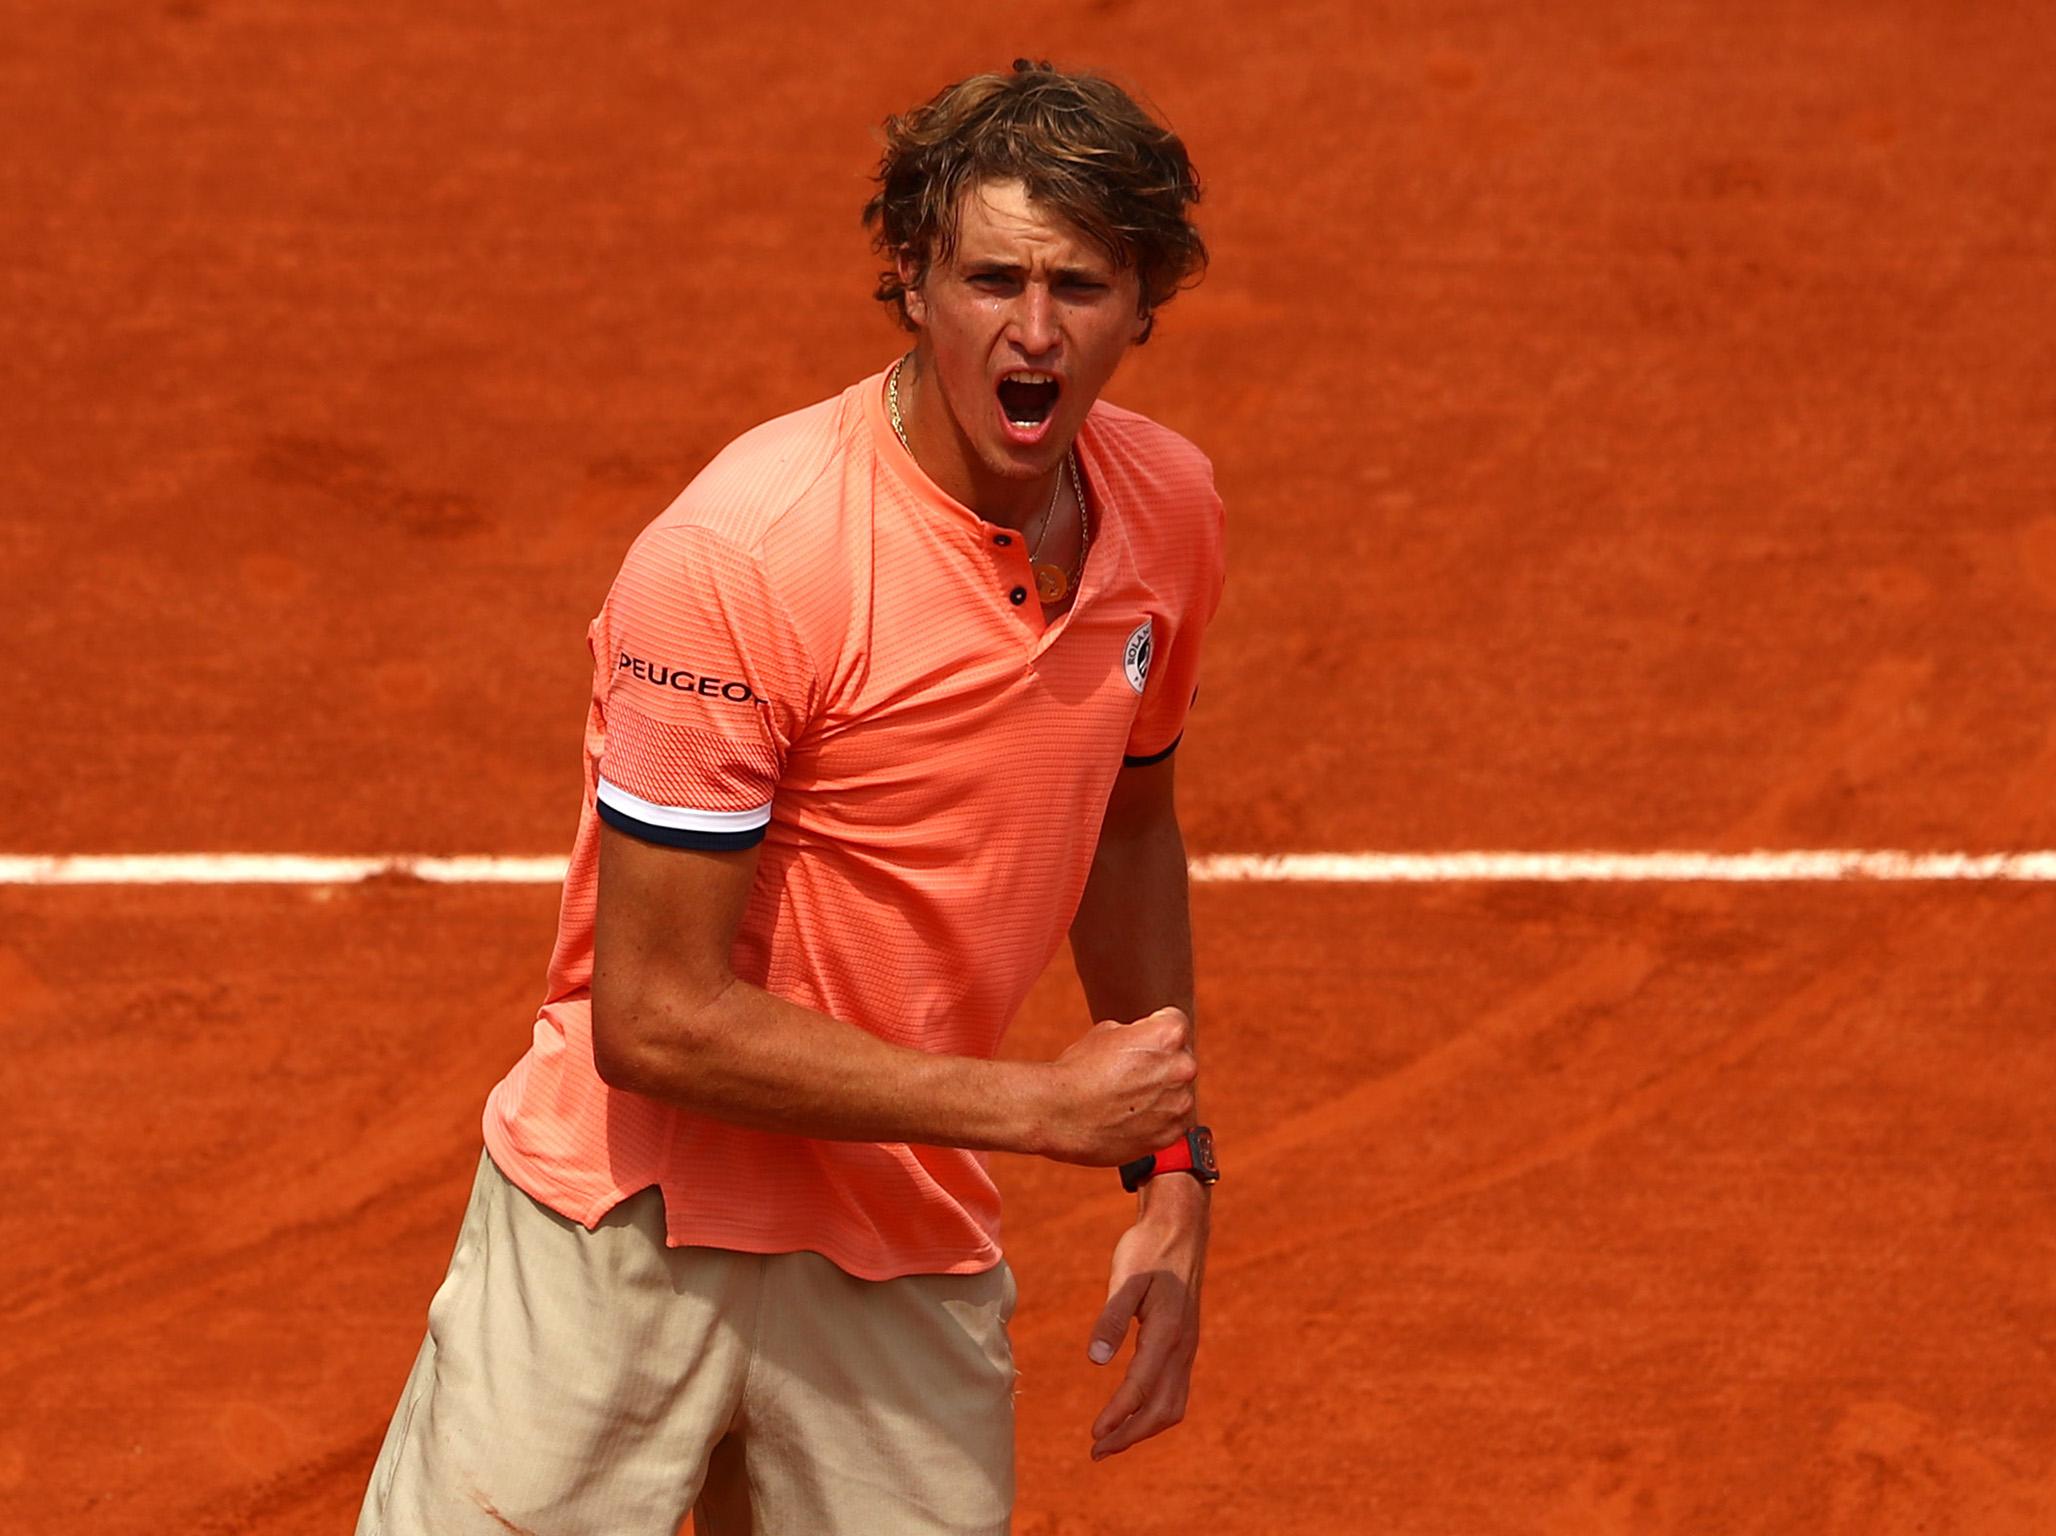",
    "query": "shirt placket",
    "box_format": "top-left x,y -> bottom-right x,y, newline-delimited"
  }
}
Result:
980,523 -> 1047,643
1027,446 -> 1126,661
